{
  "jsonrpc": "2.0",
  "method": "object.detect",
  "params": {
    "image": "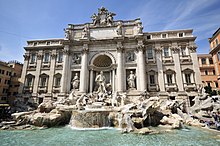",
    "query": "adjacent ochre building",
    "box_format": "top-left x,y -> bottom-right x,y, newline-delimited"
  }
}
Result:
197,54 -> 218,89
0,60 -> 23,104
209,28 -> 220,86
19,7 -> 202,106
